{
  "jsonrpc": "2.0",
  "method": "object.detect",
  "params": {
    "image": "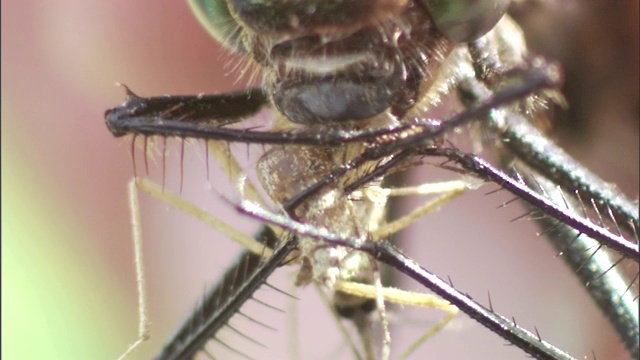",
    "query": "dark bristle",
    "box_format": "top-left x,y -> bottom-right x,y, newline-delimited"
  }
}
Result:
225,324 -> 267,348
204,140 -> 211,182
212,337 -> 255,360
161,136 -> 167,191
144,135 -> 150,176
131,134 -> 138,178
237,311 -> 277,332
178,137 -> 185,195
